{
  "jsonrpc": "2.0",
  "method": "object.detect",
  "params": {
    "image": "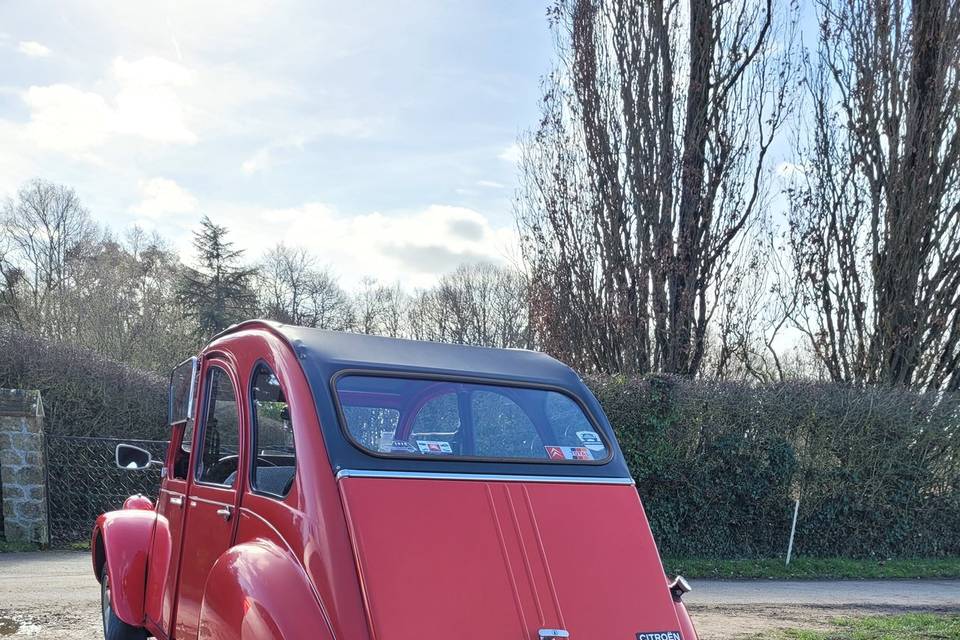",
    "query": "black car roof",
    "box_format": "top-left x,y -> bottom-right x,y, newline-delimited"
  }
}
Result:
217,319 -> 581,385
281,323 -> 581,386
